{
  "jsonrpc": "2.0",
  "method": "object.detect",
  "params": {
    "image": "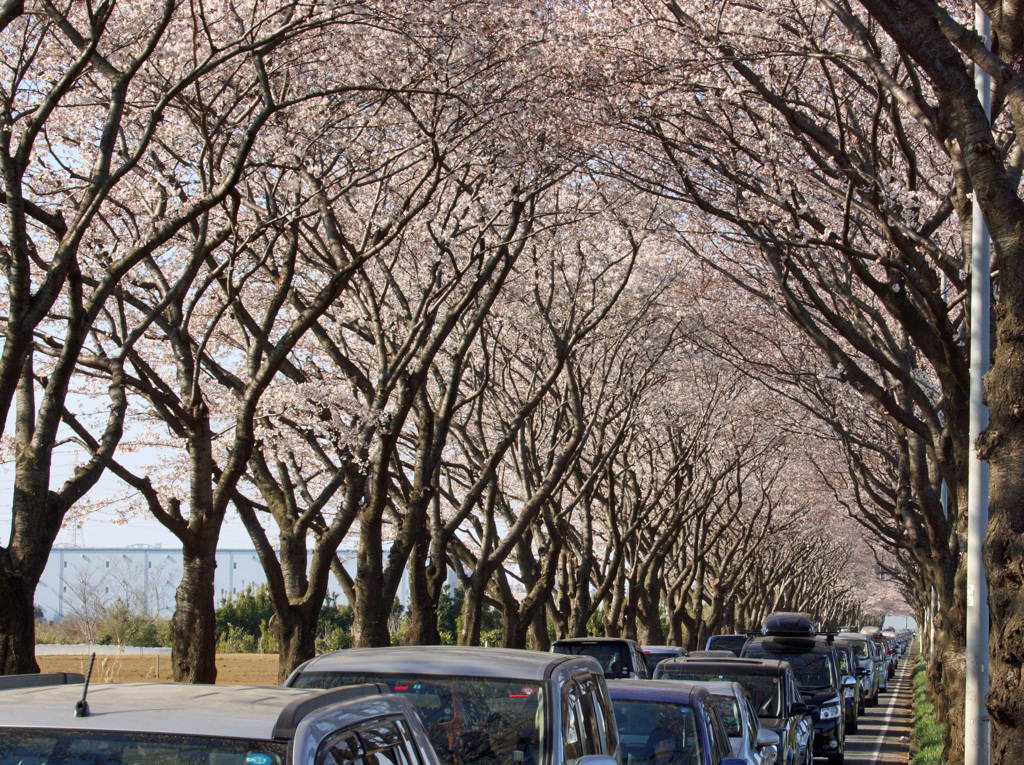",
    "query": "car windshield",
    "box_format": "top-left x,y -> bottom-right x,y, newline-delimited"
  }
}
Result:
706,636 -> 747,654
552,644 -> 630,677
844,641 -> 869,660
707,695 -> 741,737
654,667 -> 783,718
743,651 -> 834,690
835,651 -> 851,674
0,729 -> 287,765
290,672 -> 542,765
611,699 -> 701,765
